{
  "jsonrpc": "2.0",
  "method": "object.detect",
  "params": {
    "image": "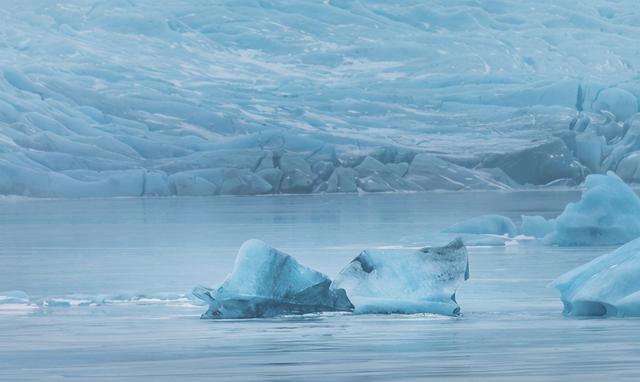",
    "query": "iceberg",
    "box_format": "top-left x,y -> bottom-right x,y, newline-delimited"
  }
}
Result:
550,238 -> 640,317
545,172 -> 640,246
193,240 -> 353,319
443,214 -> 517,237
331,238 -> 469,316
519,215 -> 555,238
0,290 -> 30,305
